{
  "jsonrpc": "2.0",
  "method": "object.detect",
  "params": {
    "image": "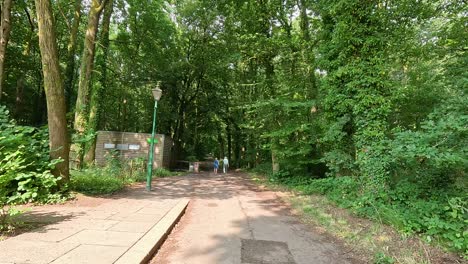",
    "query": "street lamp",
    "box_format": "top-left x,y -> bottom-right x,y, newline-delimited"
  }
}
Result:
147,83 -> 162,191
